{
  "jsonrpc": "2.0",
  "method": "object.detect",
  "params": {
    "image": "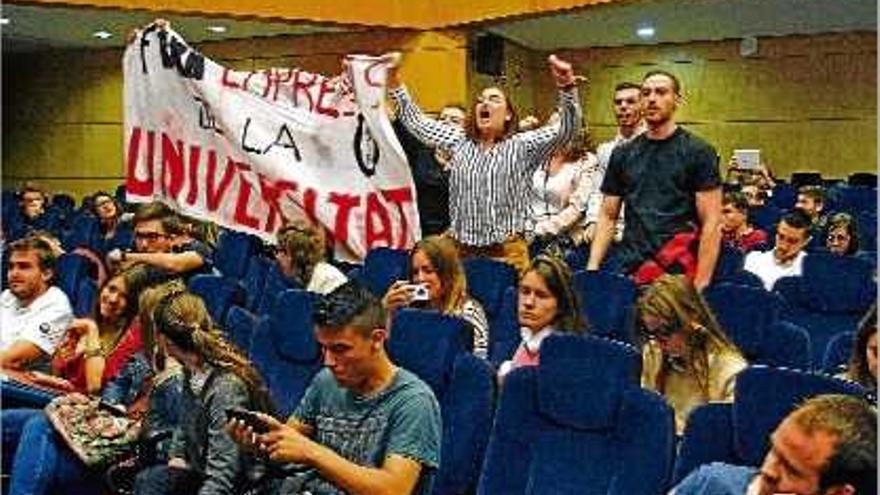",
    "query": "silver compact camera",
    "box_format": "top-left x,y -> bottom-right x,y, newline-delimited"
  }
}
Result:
407,283 -> 431,302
